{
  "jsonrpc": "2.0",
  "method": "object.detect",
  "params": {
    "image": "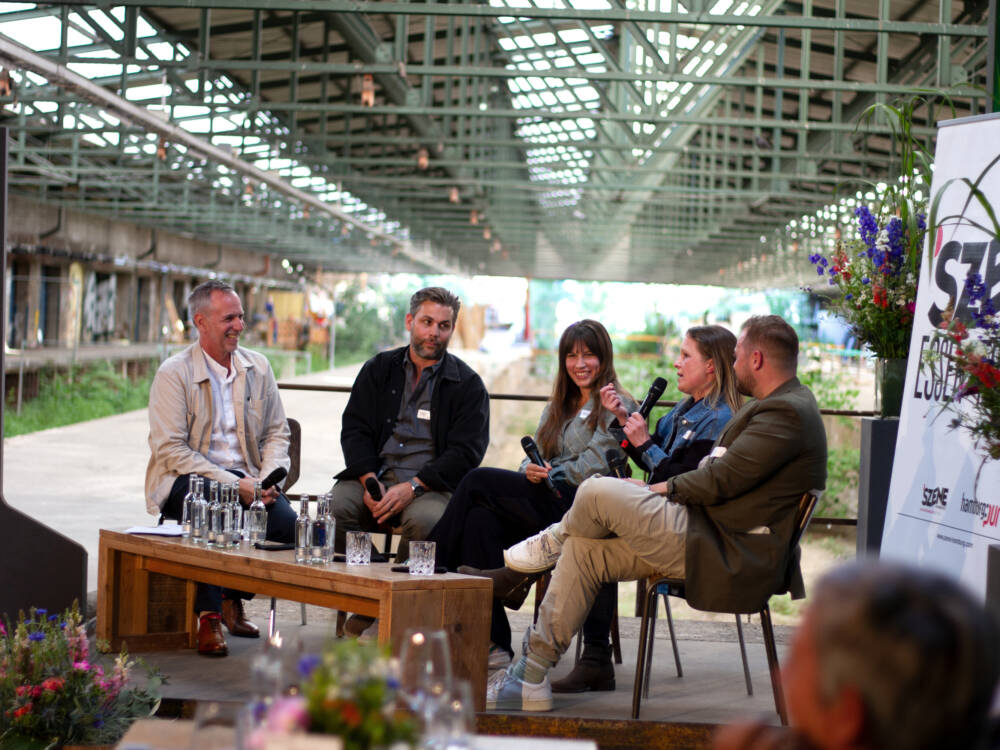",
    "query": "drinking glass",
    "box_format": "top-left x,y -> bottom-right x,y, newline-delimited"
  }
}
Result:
408,541 -> 436,576
398,629 -> 453,735
346,531 -> 372,566
426,680 -> 474,750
